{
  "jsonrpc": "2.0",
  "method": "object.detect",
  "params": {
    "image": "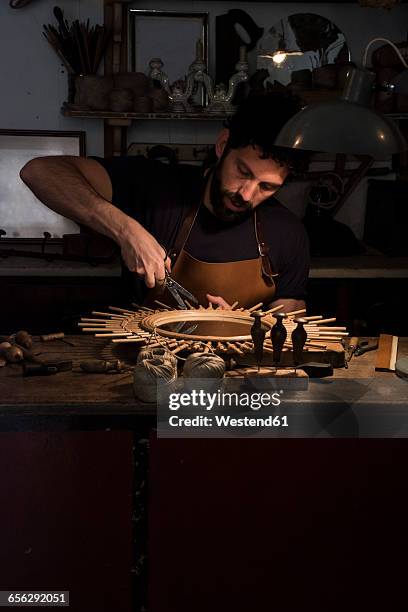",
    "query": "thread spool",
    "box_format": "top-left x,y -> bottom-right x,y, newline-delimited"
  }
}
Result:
137,346 -> 177,368
133,357 -> 177,403
183,353 -> 225,379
